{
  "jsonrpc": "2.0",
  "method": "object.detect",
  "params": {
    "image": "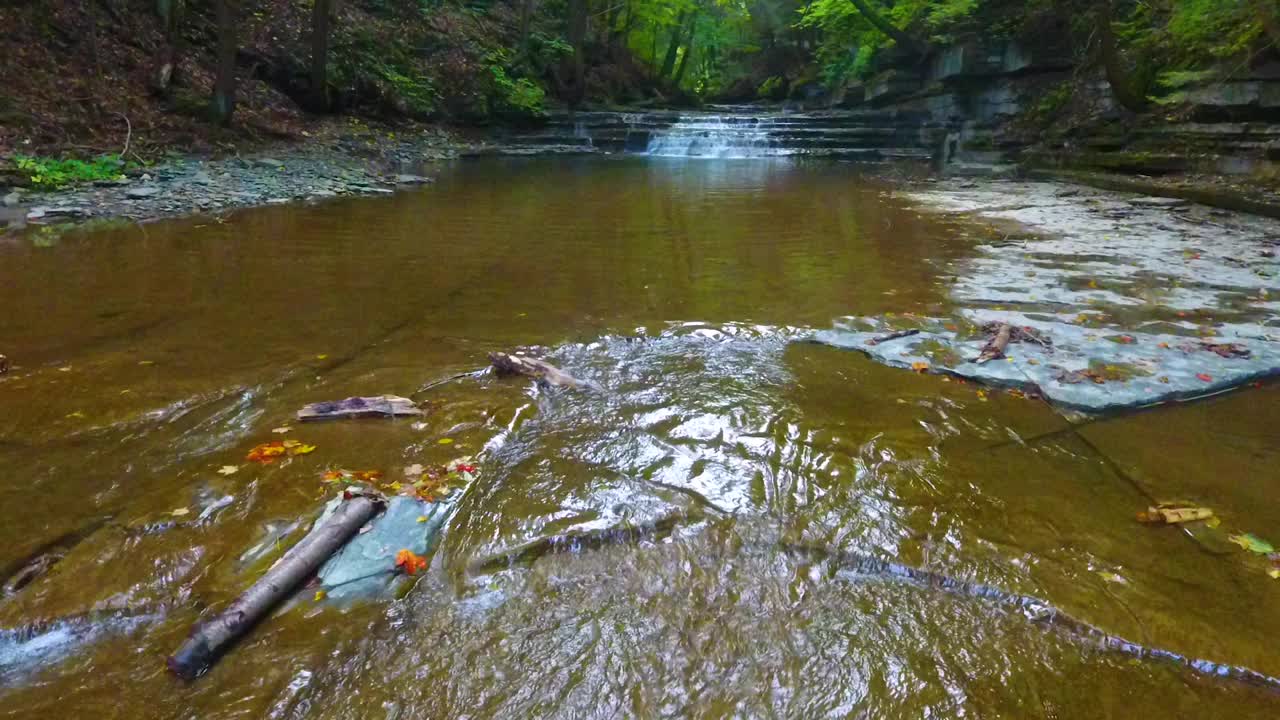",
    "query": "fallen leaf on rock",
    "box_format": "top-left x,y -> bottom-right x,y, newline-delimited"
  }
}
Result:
1196,373 -> 1213,382
314,590 -> 326,601
416,516 -> 428,523
394,549 -> 428,575
171,507 -> 190,517
1230,533 -> 1275,554
911,361 -> 929,373
217,465 -> 239,476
